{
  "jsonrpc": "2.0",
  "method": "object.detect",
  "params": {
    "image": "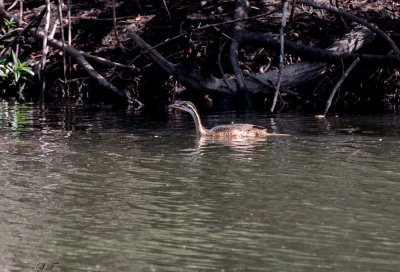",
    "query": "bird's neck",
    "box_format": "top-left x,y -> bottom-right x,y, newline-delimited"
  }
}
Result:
188,109 -> 209,136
